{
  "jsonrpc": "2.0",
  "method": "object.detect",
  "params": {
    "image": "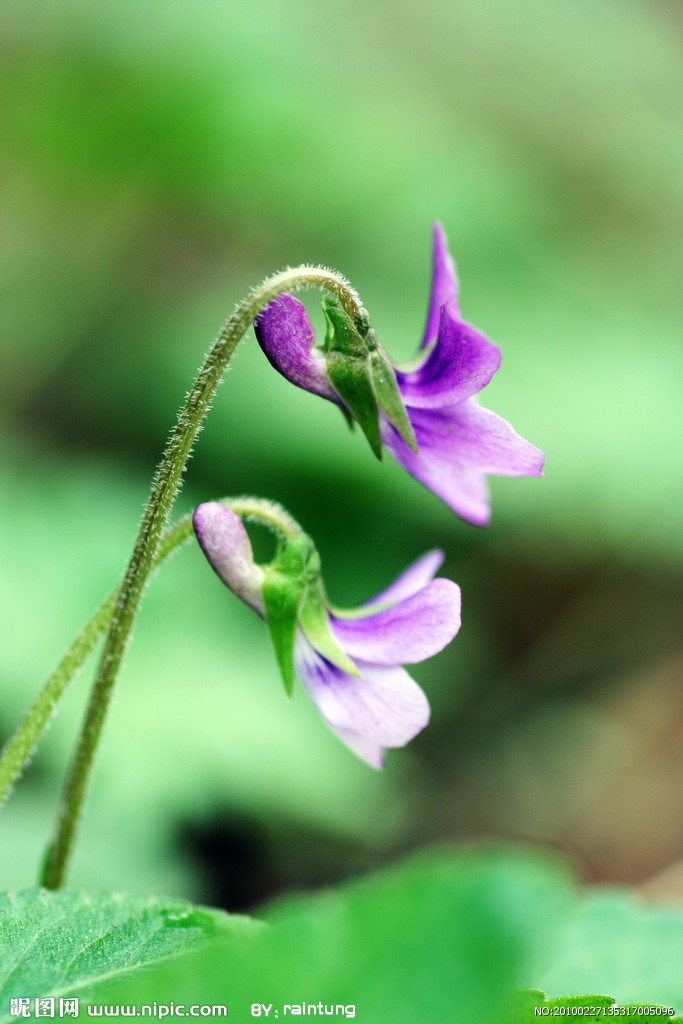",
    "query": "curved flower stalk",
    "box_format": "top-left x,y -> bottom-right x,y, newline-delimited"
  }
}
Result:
193,502 -> 461,768
39,266 -> 367,890
0,498 -> 284,813
254,223 -> 544,525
